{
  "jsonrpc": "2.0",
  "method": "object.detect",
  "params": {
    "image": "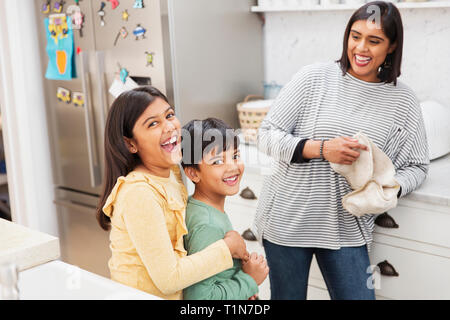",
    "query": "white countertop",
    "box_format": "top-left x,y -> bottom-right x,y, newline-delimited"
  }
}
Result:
403,153 -> 450,207
0,218 -> 60,271
240,143 -> 450,207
